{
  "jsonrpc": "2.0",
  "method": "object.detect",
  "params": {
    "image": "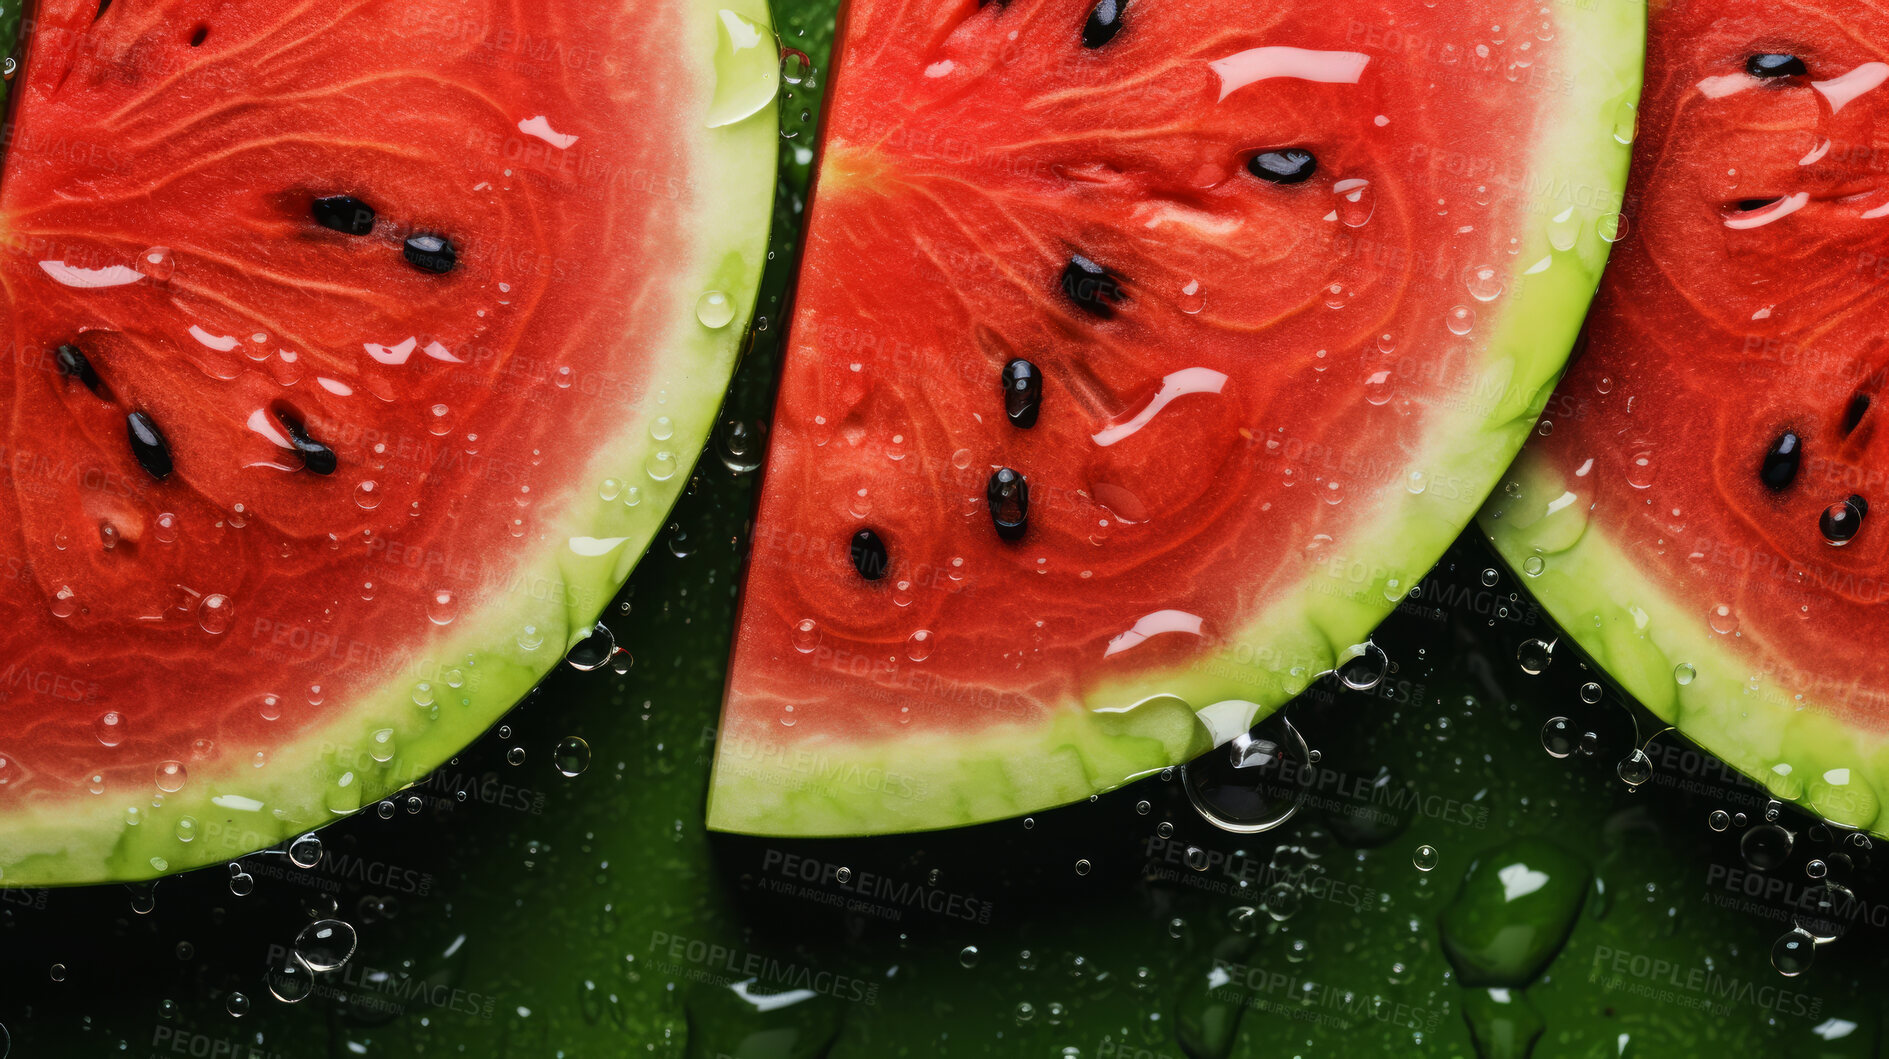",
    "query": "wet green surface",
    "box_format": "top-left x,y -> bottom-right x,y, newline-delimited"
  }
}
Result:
3,3 -> 1887,1056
